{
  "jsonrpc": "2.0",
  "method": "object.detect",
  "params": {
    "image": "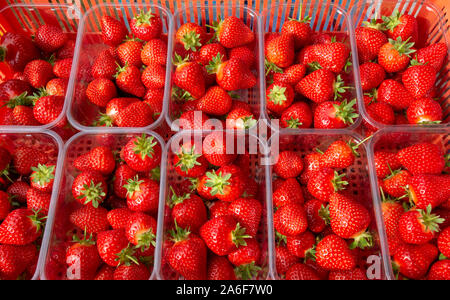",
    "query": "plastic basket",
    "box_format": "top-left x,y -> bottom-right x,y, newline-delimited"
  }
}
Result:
261,2 -> 362,131
66,3 -> 172,132
0,3 -> 81,130
350,0 -> 450,129
40,130 -> 165,280
0,129 -> 64,280
366,126 -> 449,280
267,129 -> 390,280
152,130 -> 275,280
166,3 -> 263,132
